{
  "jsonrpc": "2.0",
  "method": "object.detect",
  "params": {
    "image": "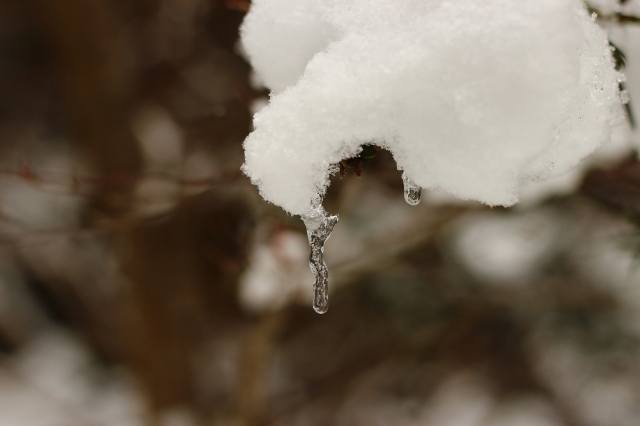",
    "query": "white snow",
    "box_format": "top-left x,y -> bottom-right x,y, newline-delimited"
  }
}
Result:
241,0 -> 623,217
